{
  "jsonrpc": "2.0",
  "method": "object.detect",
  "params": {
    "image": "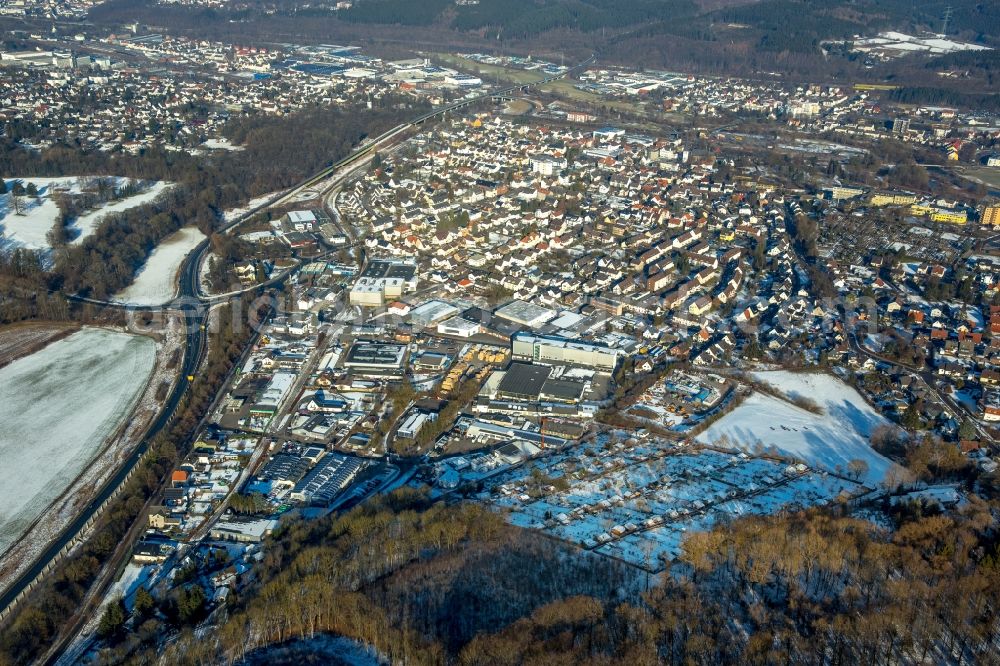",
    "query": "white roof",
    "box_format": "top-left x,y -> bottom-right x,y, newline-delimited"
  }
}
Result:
287,210 -> 317,223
